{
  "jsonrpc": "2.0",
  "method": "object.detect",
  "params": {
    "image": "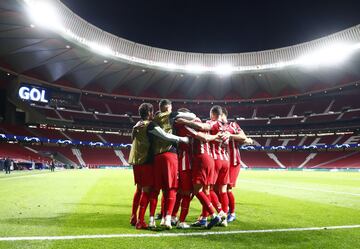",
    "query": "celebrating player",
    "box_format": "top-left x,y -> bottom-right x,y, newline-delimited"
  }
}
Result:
221,107 -> 253,223
176,106 -> 230,226
151,99 -> 196,229
129,103 -> 189,229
